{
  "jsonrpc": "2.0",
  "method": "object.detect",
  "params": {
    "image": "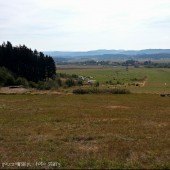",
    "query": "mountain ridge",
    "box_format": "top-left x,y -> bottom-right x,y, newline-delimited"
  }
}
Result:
44,49 -> 170,58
